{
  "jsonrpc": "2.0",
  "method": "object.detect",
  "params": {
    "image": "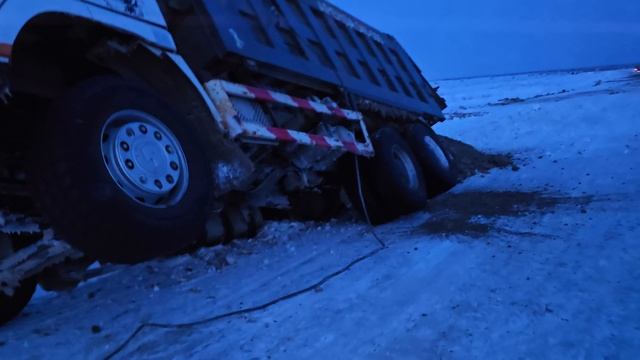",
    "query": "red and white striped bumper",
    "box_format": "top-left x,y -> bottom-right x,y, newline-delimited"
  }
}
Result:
205,80 -> 374,157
